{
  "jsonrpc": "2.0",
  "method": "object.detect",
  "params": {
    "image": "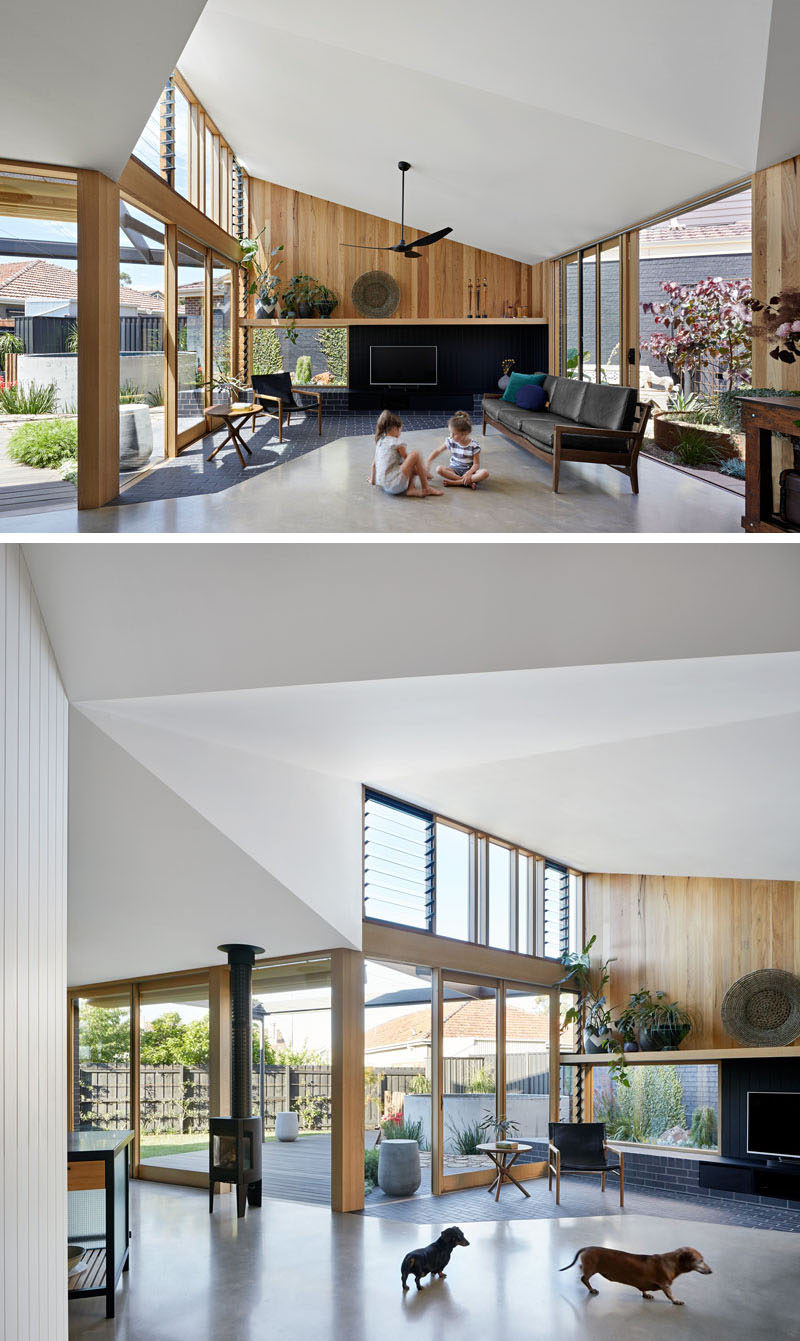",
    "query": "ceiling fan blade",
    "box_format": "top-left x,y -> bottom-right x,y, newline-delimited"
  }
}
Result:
403,251 -> 422,259
339,242 -> 398,250
407,226 -> 453,248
